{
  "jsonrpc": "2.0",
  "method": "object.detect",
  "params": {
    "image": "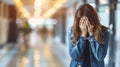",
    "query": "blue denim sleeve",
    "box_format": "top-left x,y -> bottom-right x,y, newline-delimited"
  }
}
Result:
89,30 -> 110,61
67,29 -> 86,60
